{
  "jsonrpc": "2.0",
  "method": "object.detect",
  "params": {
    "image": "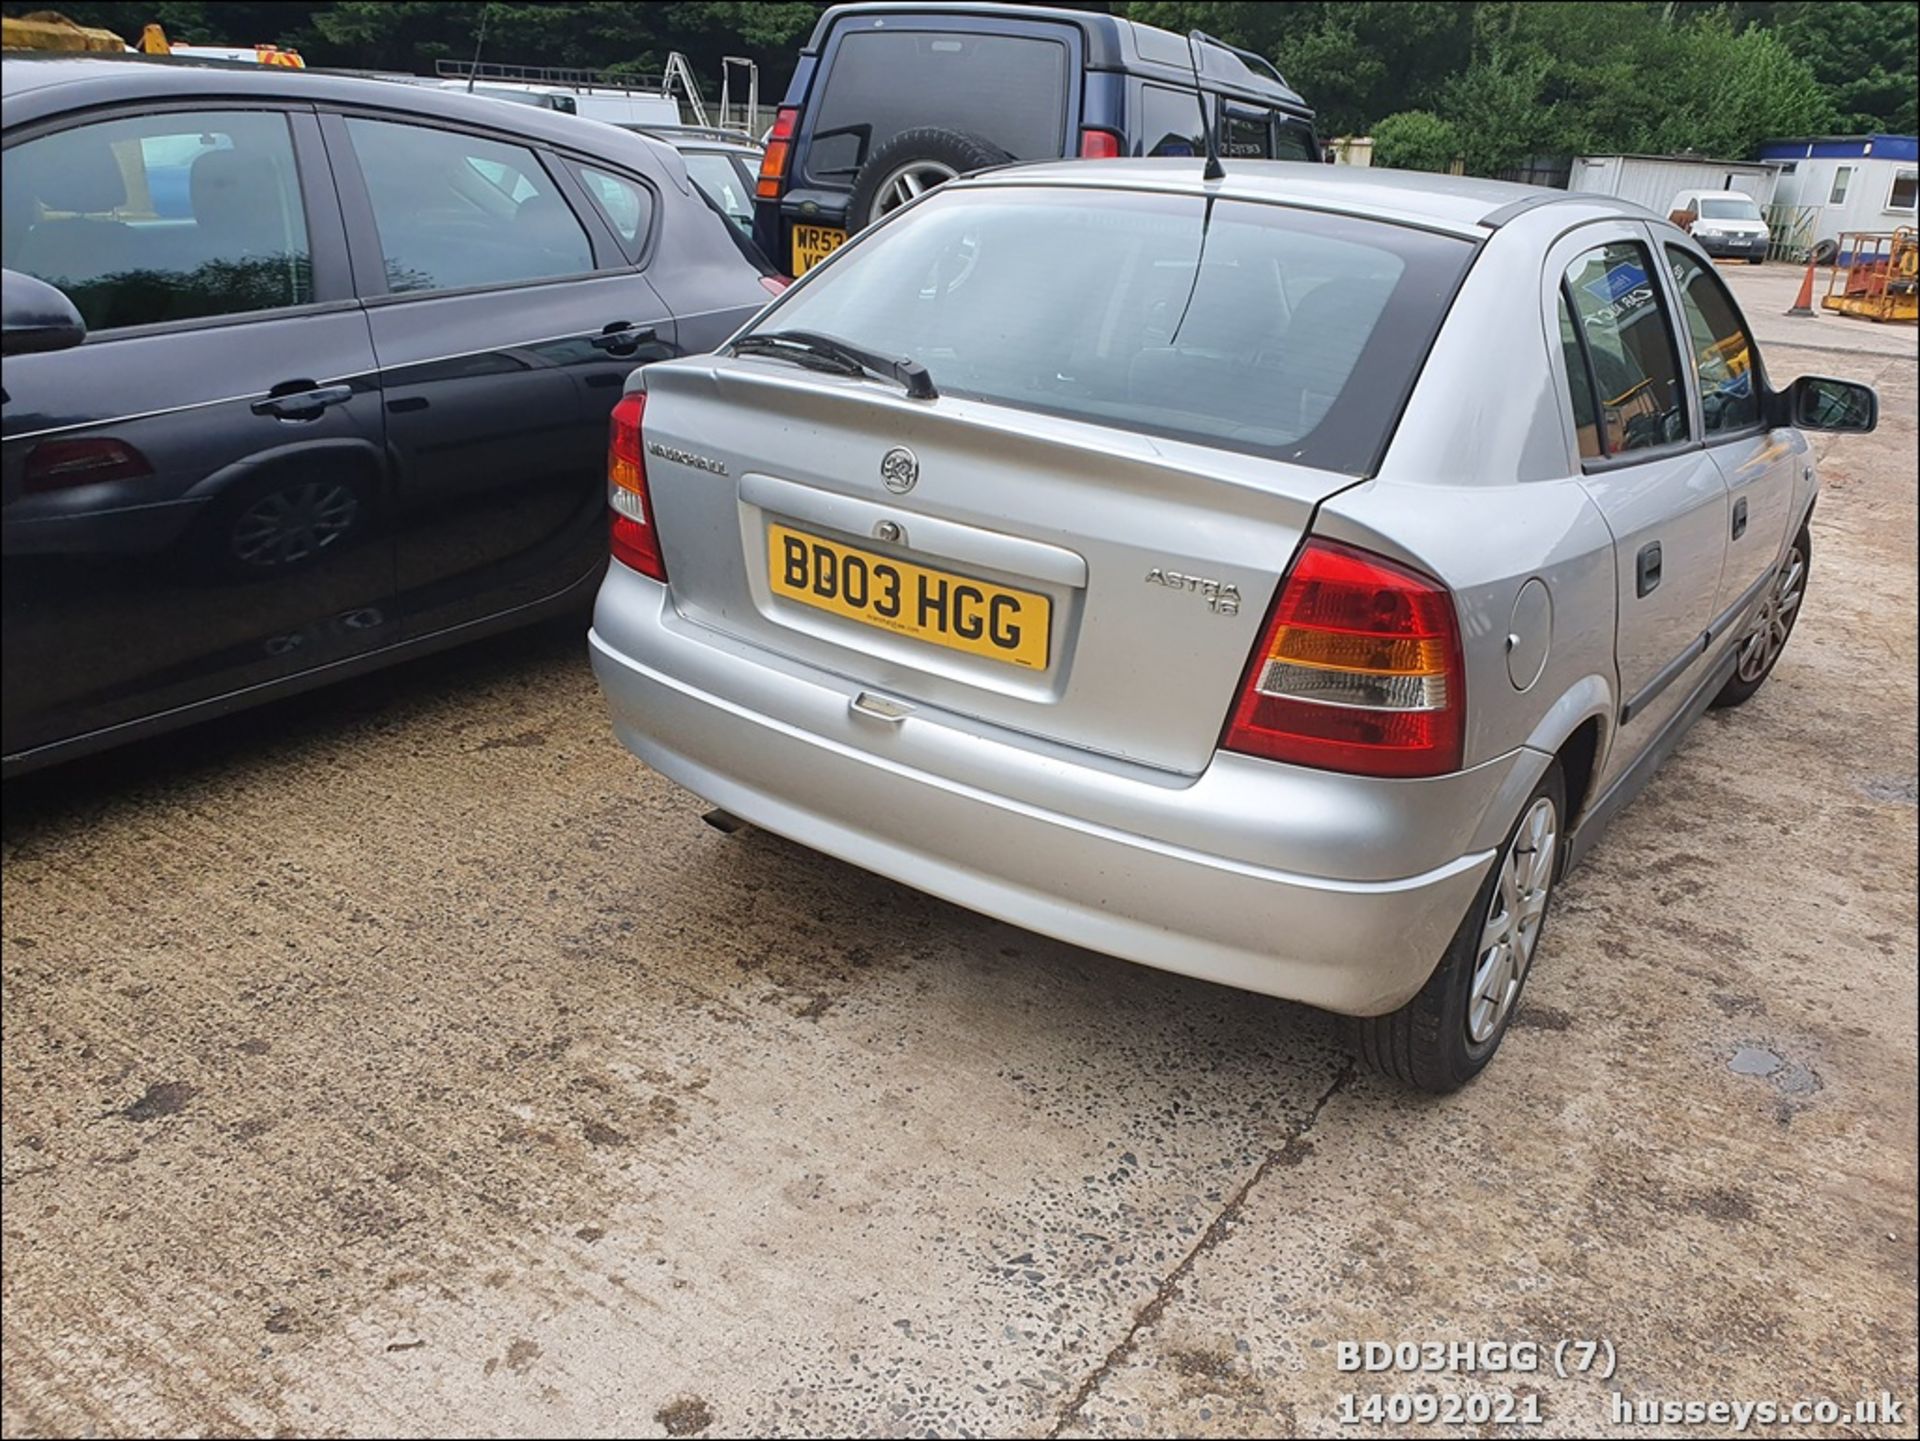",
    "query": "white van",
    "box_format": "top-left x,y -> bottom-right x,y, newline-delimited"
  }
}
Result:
1668,189 -> 1770,264
432,79 -> 680,126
